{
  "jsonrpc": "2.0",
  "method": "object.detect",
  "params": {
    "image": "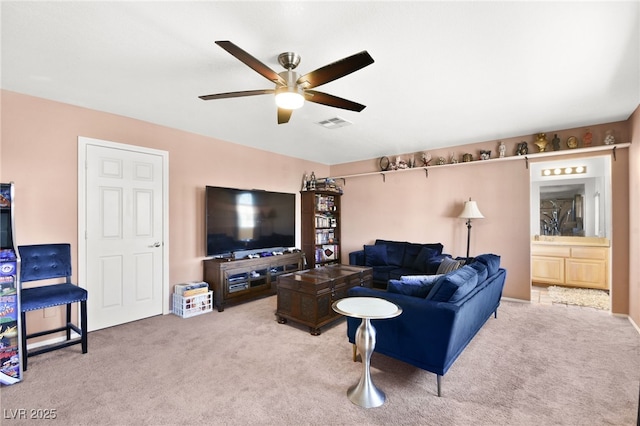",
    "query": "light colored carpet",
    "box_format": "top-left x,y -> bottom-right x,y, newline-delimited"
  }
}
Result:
2,296 -> 639,425
547,285 -> 610,310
